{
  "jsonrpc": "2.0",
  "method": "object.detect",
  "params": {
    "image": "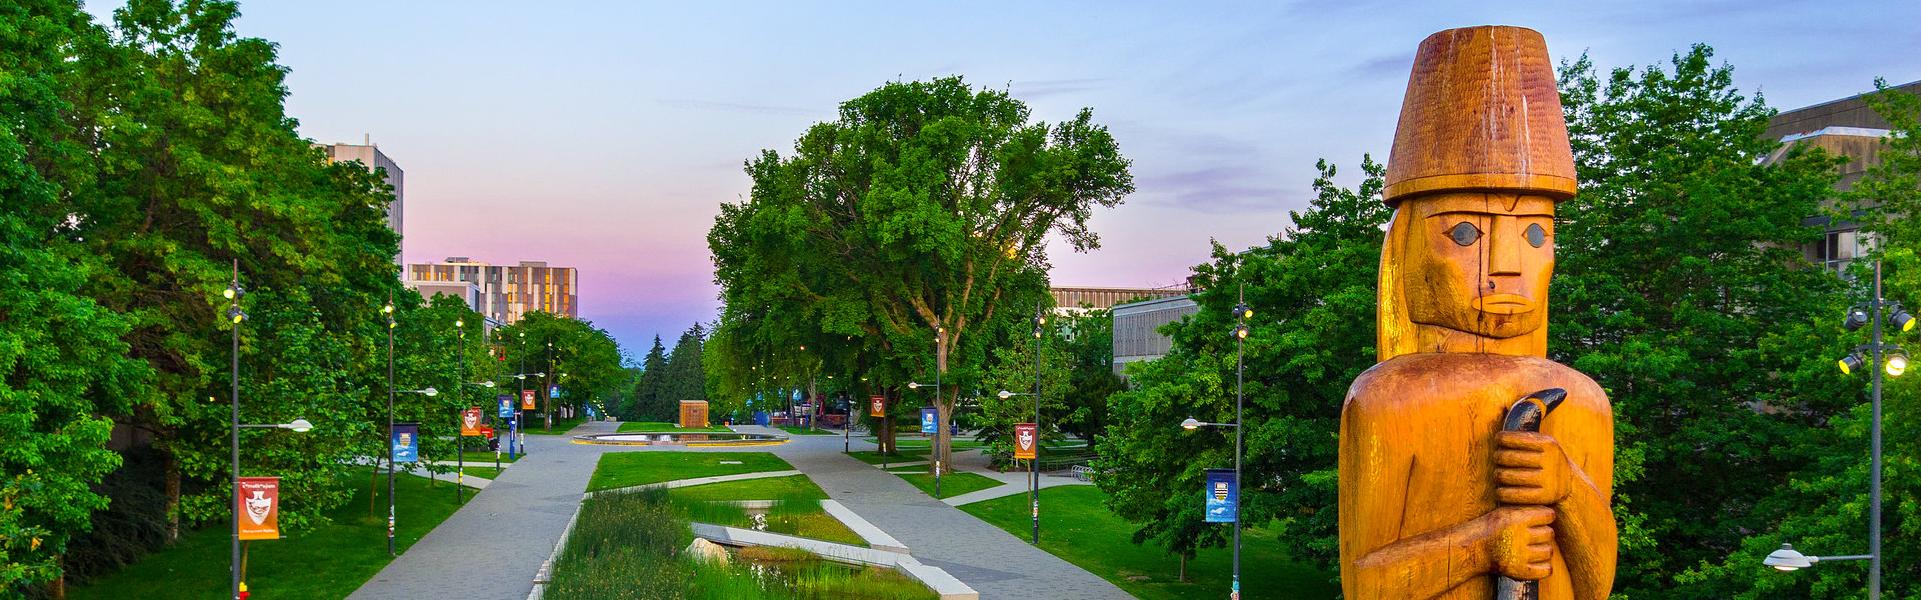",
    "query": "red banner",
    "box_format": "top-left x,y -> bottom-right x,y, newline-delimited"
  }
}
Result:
869,395 -> 886,418
520,389 -> 536,410
461,407 -> 484,436
1014,423 -> 1038,459
236,477 -> 281,541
